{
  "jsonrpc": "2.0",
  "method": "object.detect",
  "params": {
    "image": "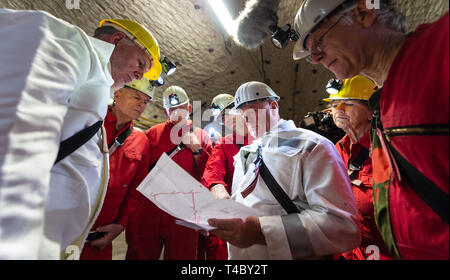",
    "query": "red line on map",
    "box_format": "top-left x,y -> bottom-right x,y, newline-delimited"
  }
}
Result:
150,190 -> 201,222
